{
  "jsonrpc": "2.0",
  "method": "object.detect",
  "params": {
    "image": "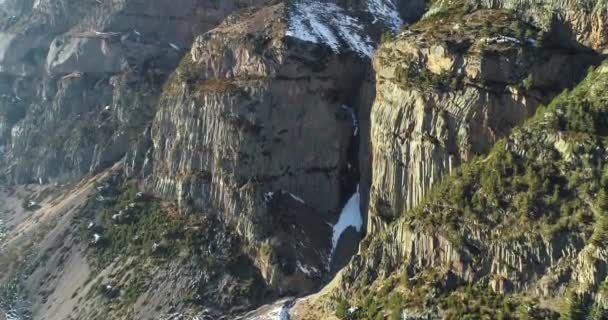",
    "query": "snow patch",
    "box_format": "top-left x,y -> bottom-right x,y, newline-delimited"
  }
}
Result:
366,0 -> 403,31
296,260 -> 320,277
331,187 -> 363,256
279,306 -> 290,320
264,191 -> 274,203
255,303 -> 291,320
4,310 -> 21,320
289,193 -> 305,204
286,0 -> 374,56
482,35 -> 521,45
